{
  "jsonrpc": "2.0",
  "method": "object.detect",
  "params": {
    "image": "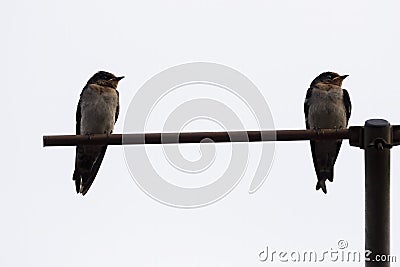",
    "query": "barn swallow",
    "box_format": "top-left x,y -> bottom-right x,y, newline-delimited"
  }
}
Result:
72,71 -> 123,195
304,72 -> 351,194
